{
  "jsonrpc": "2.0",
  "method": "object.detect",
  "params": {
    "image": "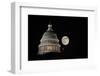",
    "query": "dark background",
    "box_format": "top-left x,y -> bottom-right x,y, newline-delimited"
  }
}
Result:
28,15 -> 88,61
